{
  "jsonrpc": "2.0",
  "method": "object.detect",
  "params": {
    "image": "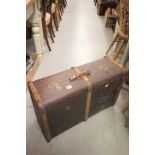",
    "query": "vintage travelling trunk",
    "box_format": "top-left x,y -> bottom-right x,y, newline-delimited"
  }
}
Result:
28,57 -> 125,142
